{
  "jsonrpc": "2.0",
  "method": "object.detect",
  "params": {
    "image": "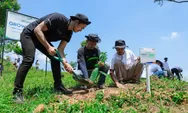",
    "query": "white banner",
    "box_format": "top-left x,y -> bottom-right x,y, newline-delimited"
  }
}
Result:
5,10 -> 37,40
139,48 -> 156,63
